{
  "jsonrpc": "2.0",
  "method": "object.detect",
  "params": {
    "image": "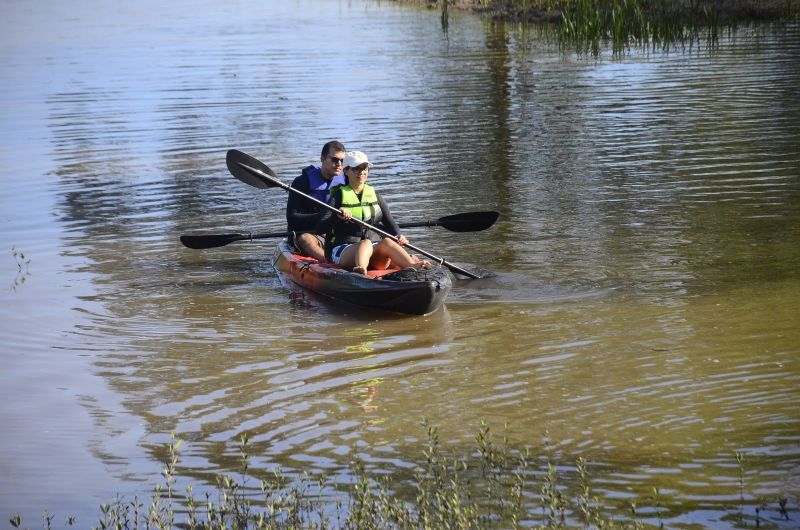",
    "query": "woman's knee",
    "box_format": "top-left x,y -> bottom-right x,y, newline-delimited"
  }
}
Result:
376,239 -> 397,252
358,240 -> 374,255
